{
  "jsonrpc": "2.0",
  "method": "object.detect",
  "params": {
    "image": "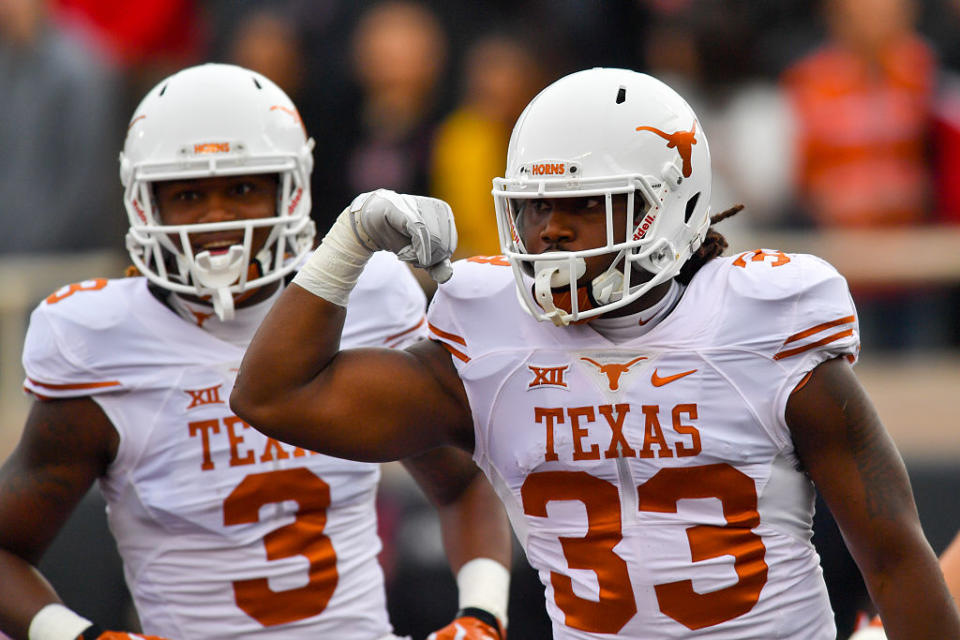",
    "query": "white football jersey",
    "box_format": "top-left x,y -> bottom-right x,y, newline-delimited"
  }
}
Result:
427,251 -> 859,639
23,251 -> 426,640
